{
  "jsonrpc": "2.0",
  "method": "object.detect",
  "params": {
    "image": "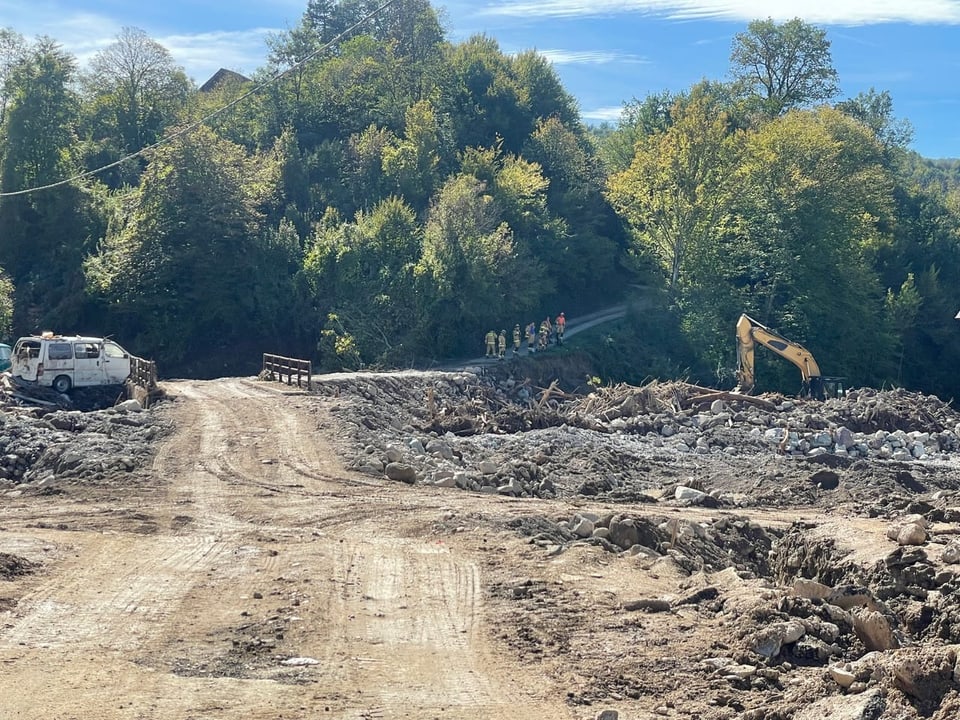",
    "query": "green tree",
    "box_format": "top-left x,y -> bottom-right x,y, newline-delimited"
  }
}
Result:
0,27 -> 26,127
512,50 -> 580,129
524,116 -> 628,302
443,35 -> 526,152
0,38 -> 78,196
731,108 -> 895,386
303,0 -> 346,45
84,127 -> 290,375
458,142 -> 564,303
81,27 -> 191,155
347,123 -> 399,211
731,18 -> 838,118
885,273 -> 921,384
596,92 -> 678,173
0,38 -> 100,332
415,173 -> 539,355
366,0 -> 446,103
836,88 -> 913,152
381,100 -> 443,210
0,269 -> 13,339
874,161 -> 960,398
607,91 -> 734,290
304,196 -> 421,366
